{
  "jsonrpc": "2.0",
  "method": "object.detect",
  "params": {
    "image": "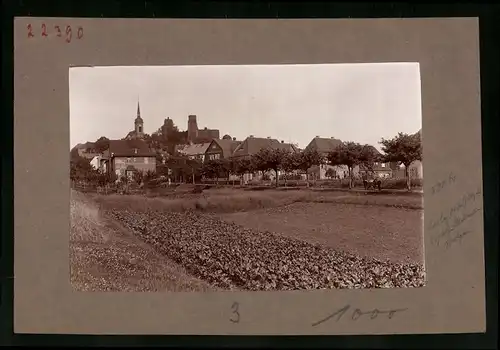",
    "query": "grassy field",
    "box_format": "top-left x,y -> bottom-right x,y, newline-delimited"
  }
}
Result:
90,186 -> 423,213
221,202 -> 423,264
70,190 -> 214,292
70,186 -> 425,291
